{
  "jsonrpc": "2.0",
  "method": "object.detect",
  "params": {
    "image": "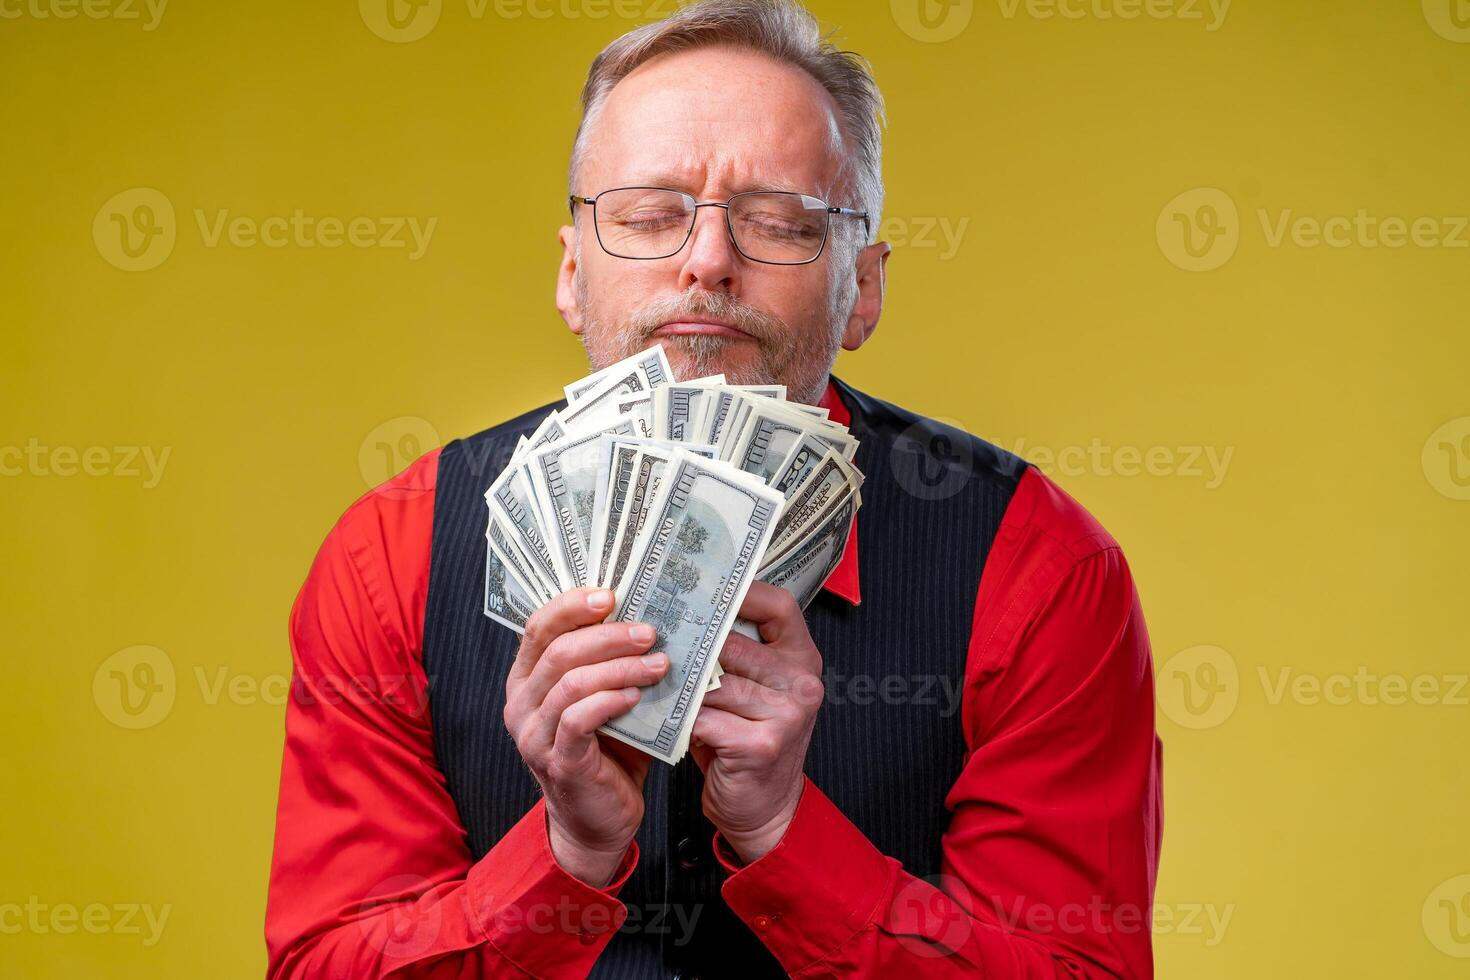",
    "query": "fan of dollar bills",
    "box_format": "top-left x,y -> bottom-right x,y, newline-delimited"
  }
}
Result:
481,344 -> 864,764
